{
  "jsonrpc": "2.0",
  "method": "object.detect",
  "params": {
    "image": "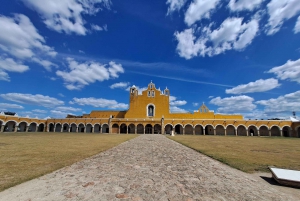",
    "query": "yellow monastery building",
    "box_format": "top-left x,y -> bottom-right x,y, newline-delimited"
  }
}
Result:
1,82 -> 300,137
